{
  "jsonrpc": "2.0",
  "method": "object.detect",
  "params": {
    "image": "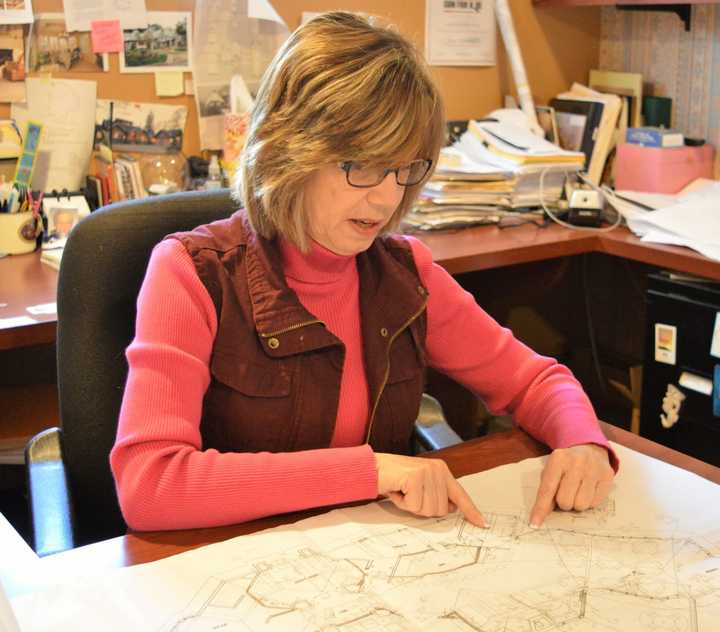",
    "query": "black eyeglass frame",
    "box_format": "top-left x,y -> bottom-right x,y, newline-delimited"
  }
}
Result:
339,159 -> 433,188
